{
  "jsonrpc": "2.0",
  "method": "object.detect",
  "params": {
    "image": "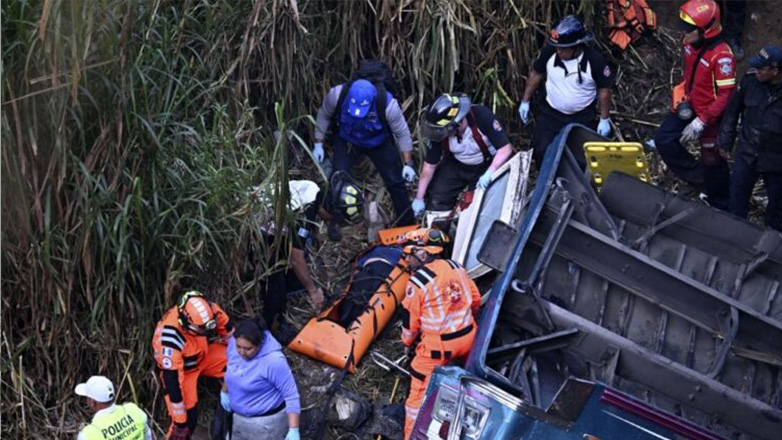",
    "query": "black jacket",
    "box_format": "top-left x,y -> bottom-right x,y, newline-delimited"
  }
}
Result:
718,74 -> 782,173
